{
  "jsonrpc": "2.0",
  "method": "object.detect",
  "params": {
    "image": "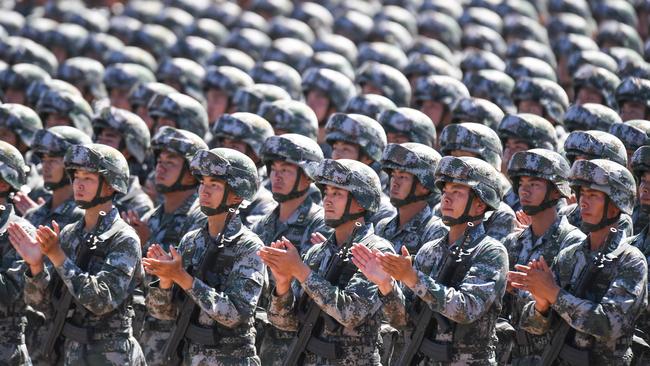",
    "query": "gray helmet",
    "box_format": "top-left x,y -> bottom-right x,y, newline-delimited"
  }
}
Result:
631,146 -> 650,181
268,17 -> 315,45
439,122 -> 504,171
416,11 -> 461,50
451,97 -> 504,130
508,148 -> 572,198
333,10 -> 374,44
185,18 -> 229,46
129,24 -> 177,59
206,47 -> 256,73
551,34 -> 599,59
93,107 -> 151,164
460,49 -> 507,73
203,66 -> 254,98
43,23 -> 88,58
567,50 -> 618,77
564,130 -> 628,166
232,83 -> 291,114
147,92 -> 209,138
107,15 -> 142,42
302,67 -> 356,111
225,28 -> 271,61
312,34 -> 358,66
291,2 -> 334,35
596,21 -> 643,55
105,46 -> 158,72
64,143 -> 130,195
32,125 -> 92,157
356,62 -> 411,107
547,13 -> 593,41
154,7 -> 194,36
151,126 -> 208,165
301,51 -> 355,81
463,70 -> 516,114
506,40 -> 557,69
502,14 -> 549,44
381,142 -> 441,198
404,53 -> 462,81
616,77 -> 650,109
0,104 -> 43,146
414,75 -> 470,110
572,65 -> 621,109
211,112 -> 274,157
128,81 -> 177,111
261,133 -> 323,178
461,24 -> 507,57
156,57 -> 206,96
1,37 -> 58,74
0,63 -> 50,94
563,103 -> 622,133
0,140 -> 28,191
36,89 -> 93,136
258,100 -> 318,140
609,120 -> 650,153
357,42 -> 408,70
57,57 -> 106,100
263,38 -> 313,71
103,63 -> 156,94
344,94 -> 397,120
25,78 -> 81,109
506,57 -> 558,82
250,61 -> 302,100
378,107 -> 436,147
408,37 -> 455,63
512,77 -> 569,125
497,113 -> 558,151
325,113 -> 387,163
570,159 -> 636,217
